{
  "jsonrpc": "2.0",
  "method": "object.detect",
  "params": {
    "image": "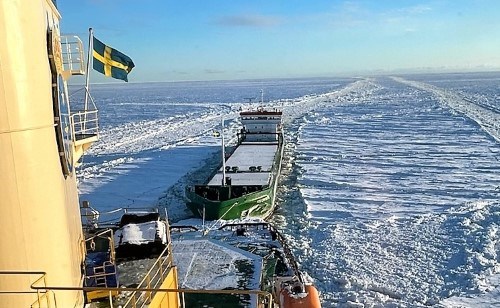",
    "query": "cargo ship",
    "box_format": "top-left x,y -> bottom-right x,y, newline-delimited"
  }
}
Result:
185,108 -> 284,220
